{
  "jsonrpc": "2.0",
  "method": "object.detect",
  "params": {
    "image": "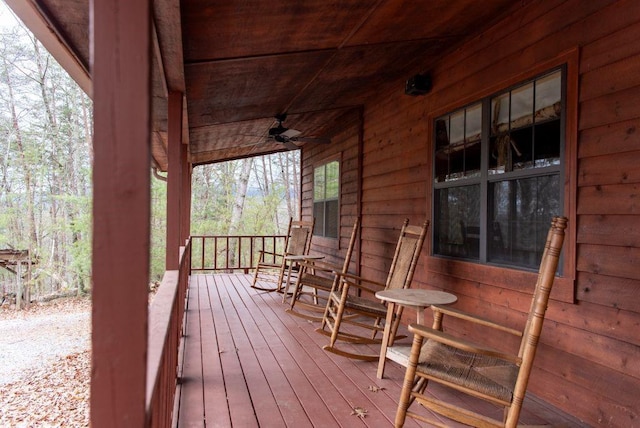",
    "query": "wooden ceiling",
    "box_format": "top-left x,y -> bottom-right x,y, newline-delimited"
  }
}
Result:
8,0 -> 519,170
